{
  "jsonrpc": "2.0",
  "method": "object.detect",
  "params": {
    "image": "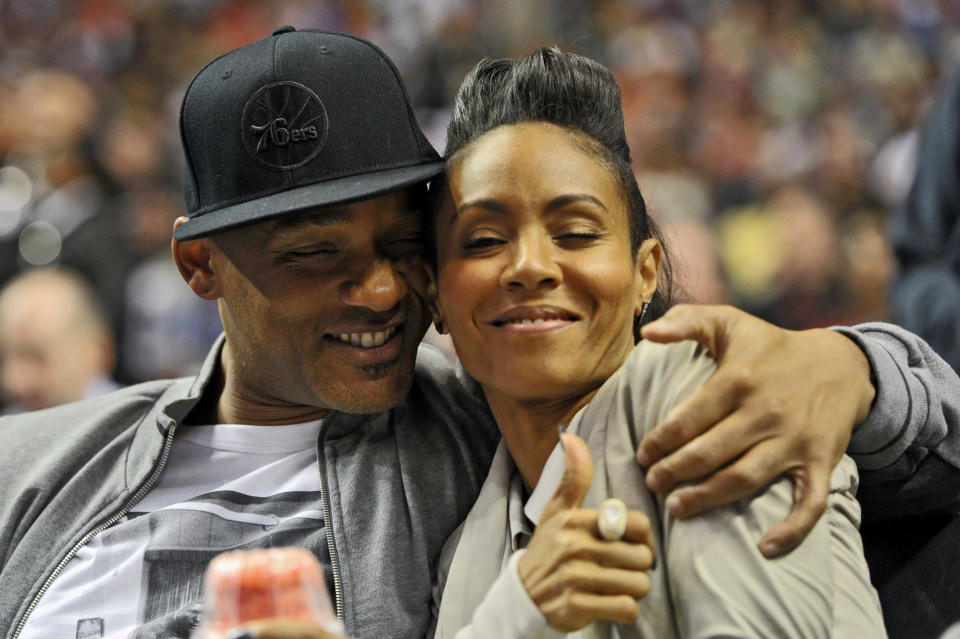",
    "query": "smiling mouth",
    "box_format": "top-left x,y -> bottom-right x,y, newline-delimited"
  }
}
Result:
327,324 -> 400,348
490,309 -> 578,327
492,317 -> 573,326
